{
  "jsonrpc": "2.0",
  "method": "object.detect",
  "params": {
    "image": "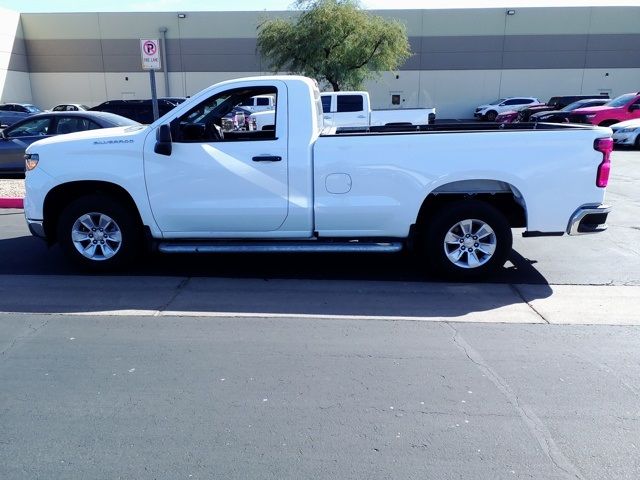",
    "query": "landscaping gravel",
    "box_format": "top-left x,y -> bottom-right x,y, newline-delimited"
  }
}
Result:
0,179 -> 25,198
